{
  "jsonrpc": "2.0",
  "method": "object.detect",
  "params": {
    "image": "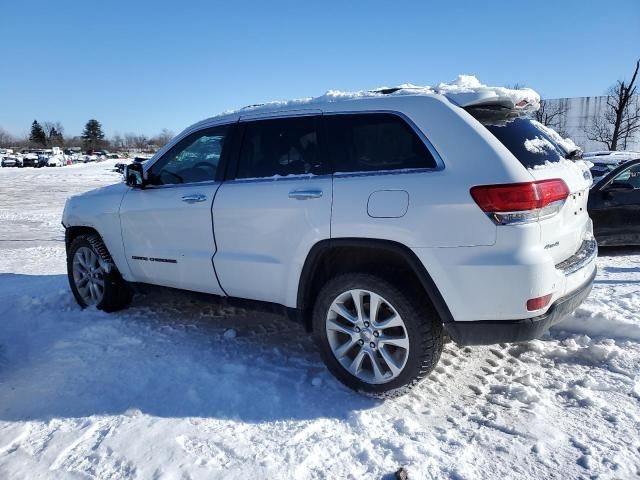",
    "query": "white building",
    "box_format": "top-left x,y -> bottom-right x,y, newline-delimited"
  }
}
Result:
545,96 -> 640,152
